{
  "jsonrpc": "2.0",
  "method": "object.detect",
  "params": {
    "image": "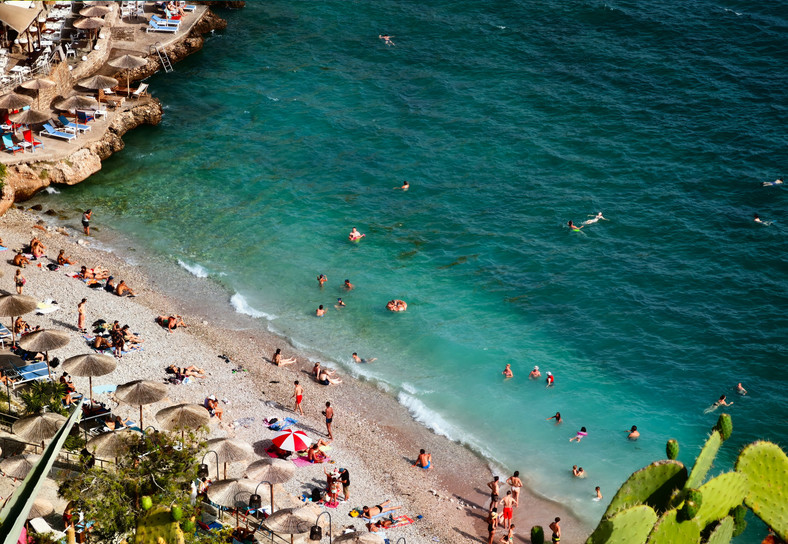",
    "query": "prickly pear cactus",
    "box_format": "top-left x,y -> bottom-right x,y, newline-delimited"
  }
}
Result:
685,430 -> 721,490
715,414 -> 732,442
666,439 -> 679,461
136,505 -> 186,544
705,516 -> 734,544
681,489 -> 702,521
735,441 -> 788,540
587,504 -> 658,544
694,471 -> 748,527
603,460 -> 687,518
731,505 -> 747,537
531,525 -> 545,544
645,508 -> 701,544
